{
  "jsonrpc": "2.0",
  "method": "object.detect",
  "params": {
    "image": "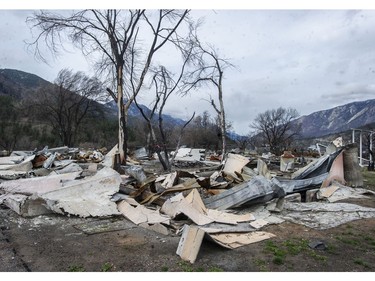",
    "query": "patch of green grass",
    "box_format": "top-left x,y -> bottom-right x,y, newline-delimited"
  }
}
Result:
68,265 -> 85,272
362,169 -> 375,188
272,256 -> 284,265
100,262 -> 113,272
326,244 -> 338,255
208,266 -> 224,272
254,259 -> 268,272
336,236 -> 360,246
354,258 -> 371,269
283,239 -> 309,255
160,266 -> 169,272
264,240 -> 286,265
308,250 -> 327,262
177,261 -> 195,272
